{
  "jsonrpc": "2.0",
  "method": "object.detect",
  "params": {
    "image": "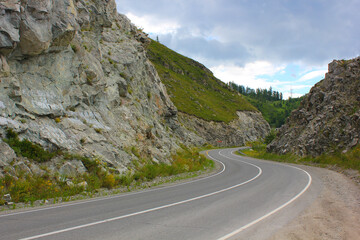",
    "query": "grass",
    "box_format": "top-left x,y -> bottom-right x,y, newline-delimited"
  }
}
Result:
242,141 -> 360,172
0,141 -> 214,204
147,40 -> 257,123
